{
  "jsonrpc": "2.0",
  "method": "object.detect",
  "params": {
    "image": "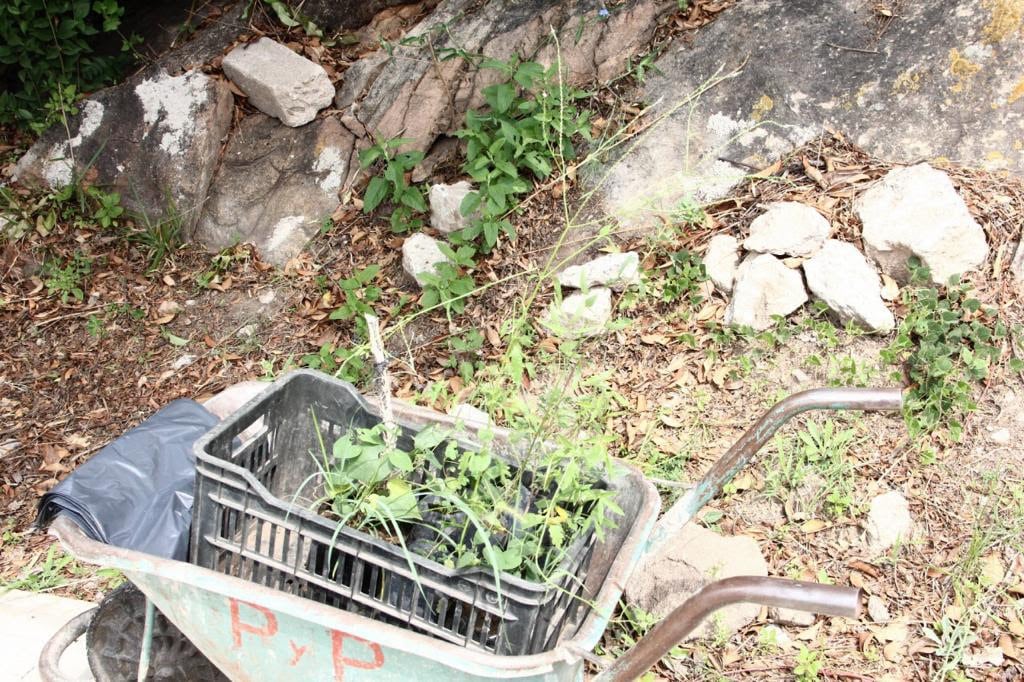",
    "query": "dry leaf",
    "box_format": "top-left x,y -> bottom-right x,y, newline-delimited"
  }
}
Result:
640,334 -> 671,346
882,641 -> 903,663
981,553 -> 1006,586
872,621 -> 909,643
800,519 -> 829,534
